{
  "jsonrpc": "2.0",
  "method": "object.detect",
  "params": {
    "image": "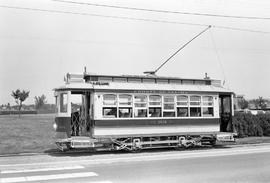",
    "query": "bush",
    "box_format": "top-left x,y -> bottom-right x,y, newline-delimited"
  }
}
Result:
233,112 -> 270,137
